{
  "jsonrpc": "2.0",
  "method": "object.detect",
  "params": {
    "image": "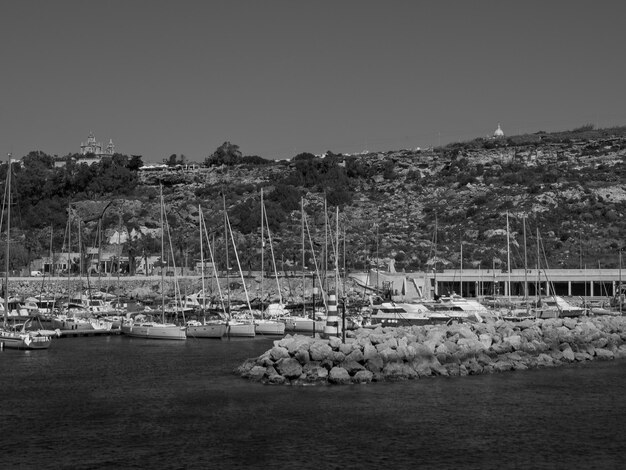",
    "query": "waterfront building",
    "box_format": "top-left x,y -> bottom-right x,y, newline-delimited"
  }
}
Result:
352,267 -> 624,301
